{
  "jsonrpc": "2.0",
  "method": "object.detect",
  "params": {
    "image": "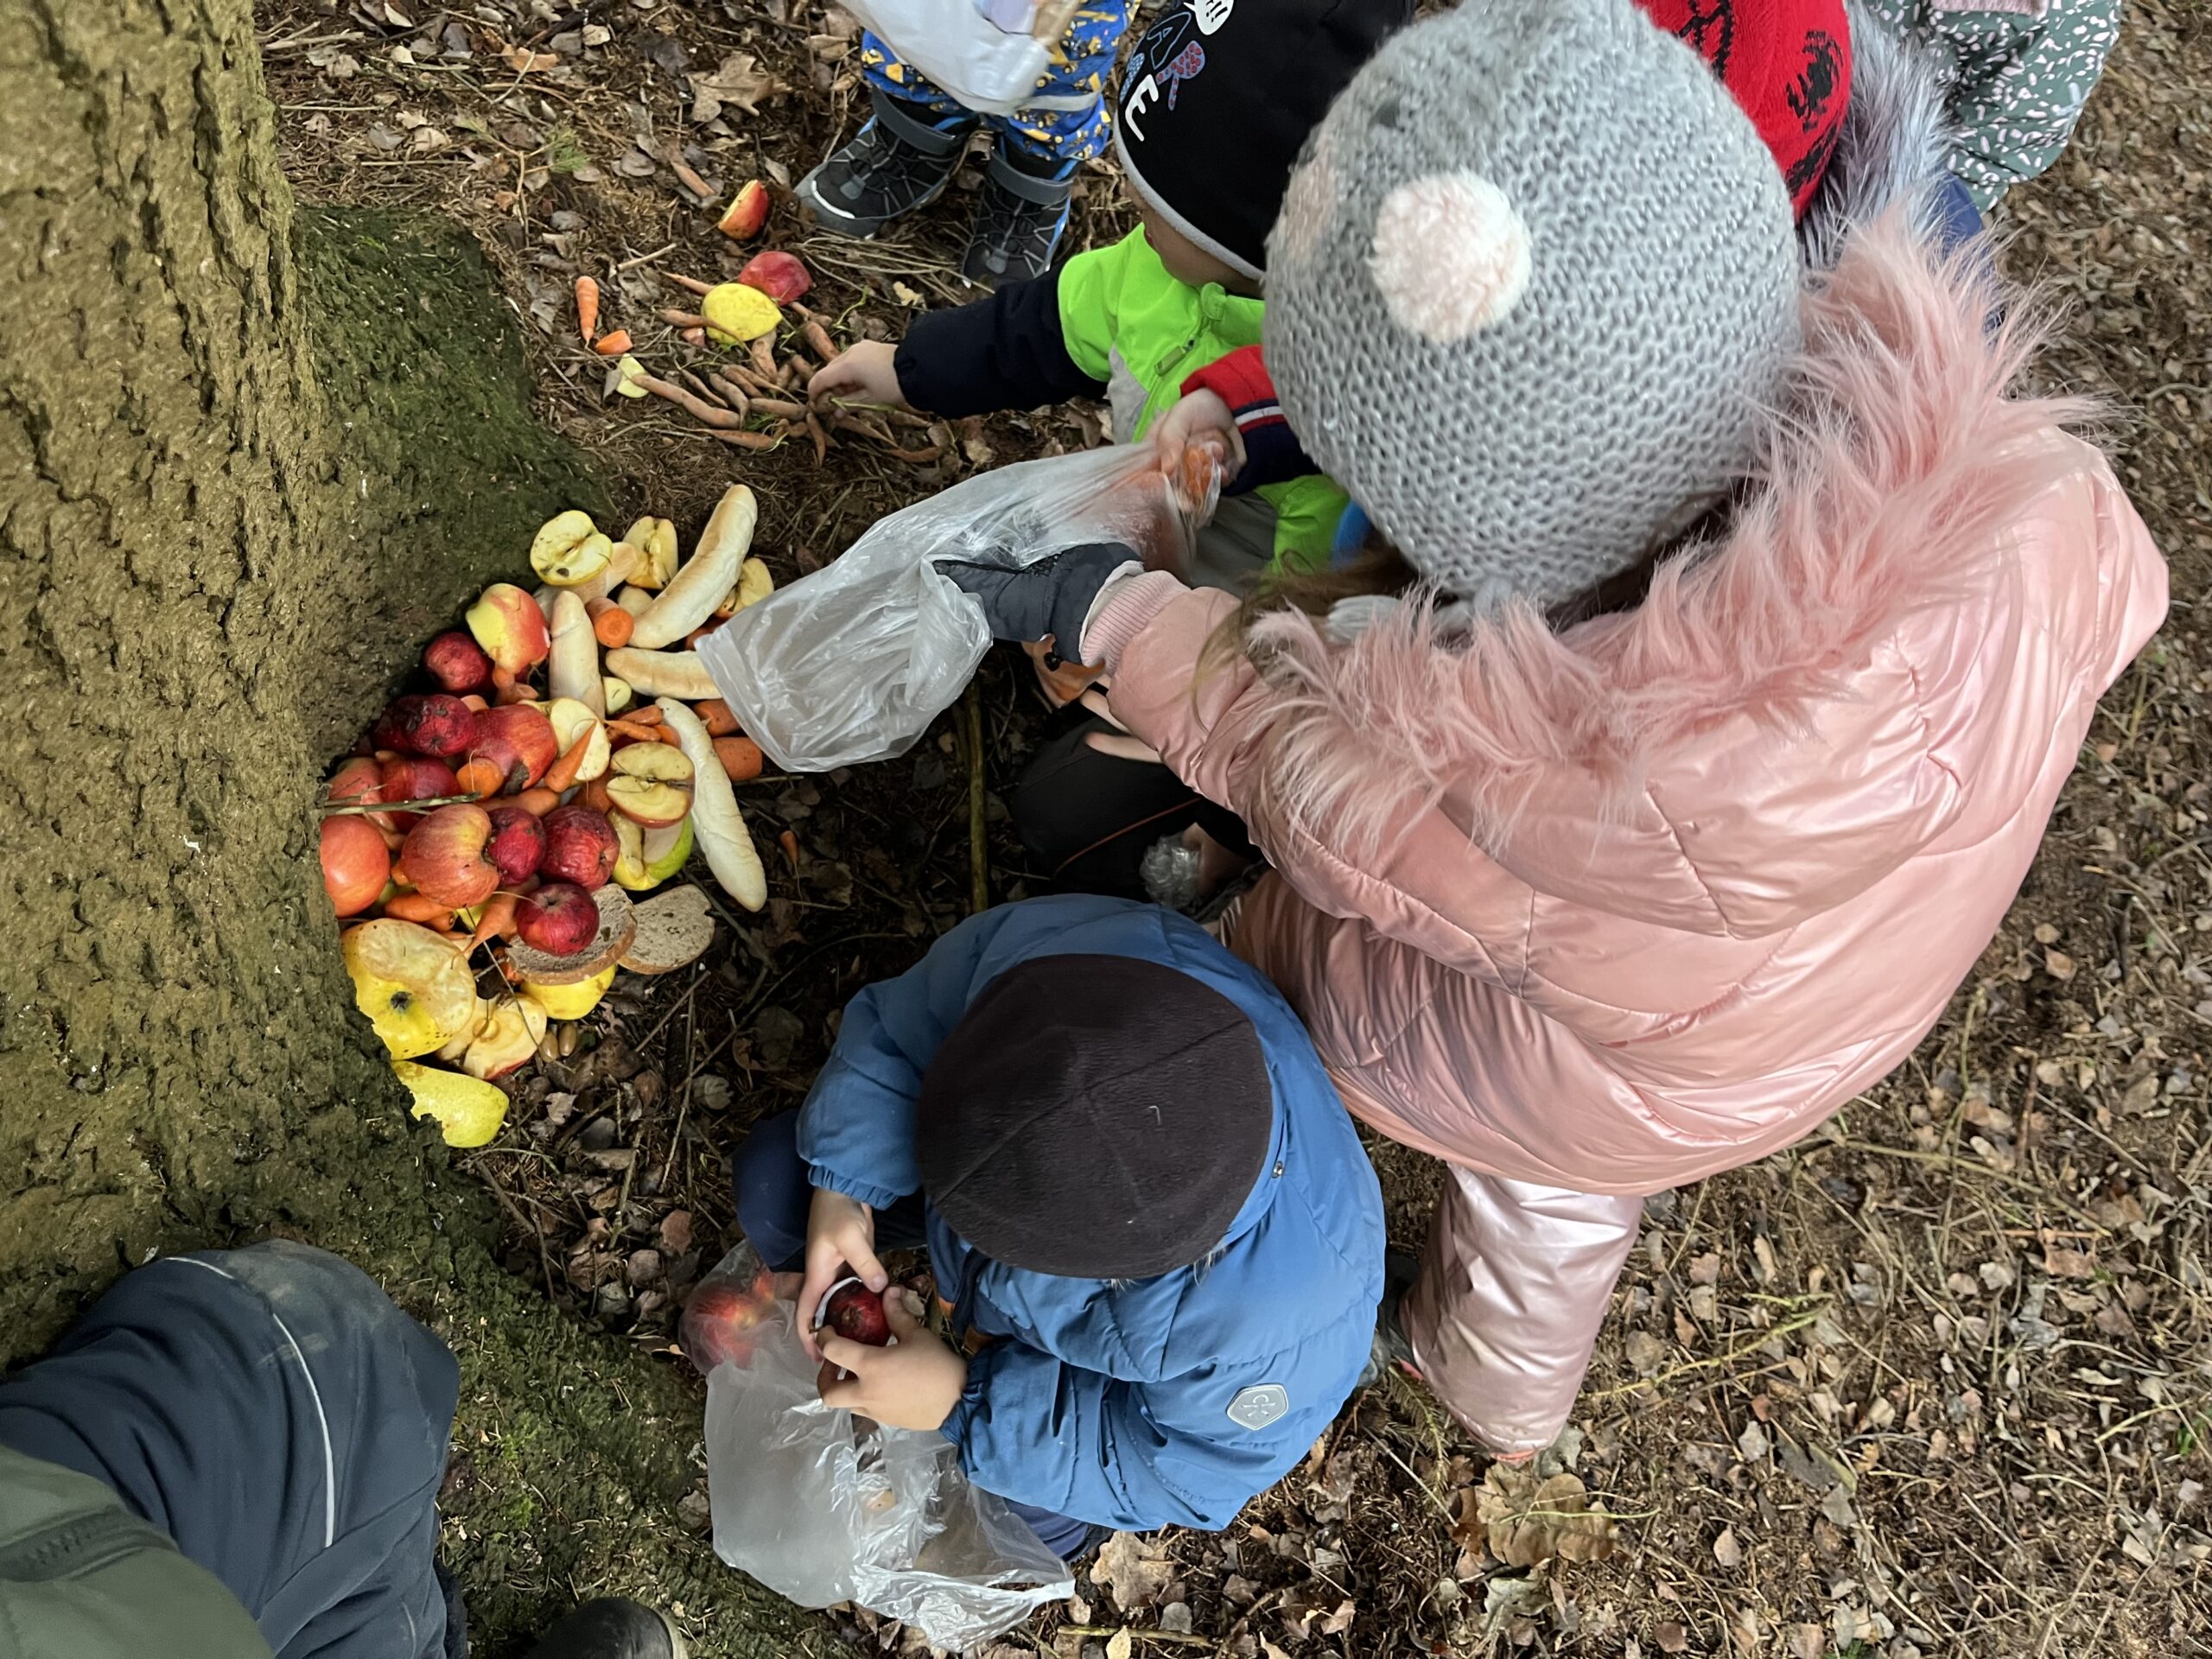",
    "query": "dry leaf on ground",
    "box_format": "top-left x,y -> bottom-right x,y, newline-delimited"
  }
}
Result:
1090,1530 -> 1174,1613
1460,1465 -> 1616,1567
